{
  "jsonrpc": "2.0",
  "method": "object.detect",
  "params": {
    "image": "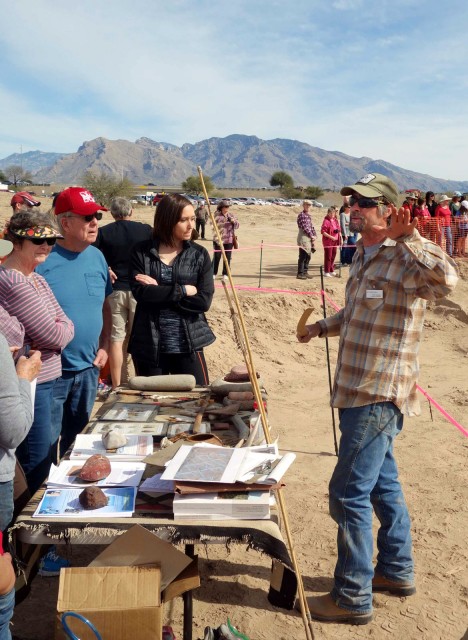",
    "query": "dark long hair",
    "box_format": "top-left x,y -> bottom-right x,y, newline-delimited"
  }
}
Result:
153,193 -> 192,246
